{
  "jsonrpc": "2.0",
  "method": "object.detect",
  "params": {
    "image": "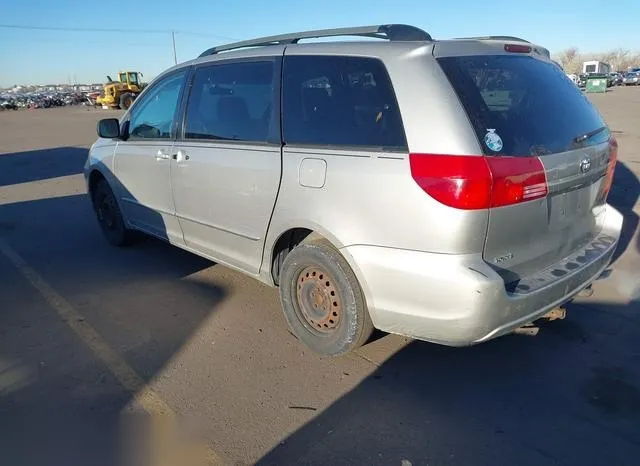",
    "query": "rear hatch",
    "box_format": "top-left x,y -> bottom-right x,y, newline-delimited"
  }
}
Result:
435,44 -> 616,285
